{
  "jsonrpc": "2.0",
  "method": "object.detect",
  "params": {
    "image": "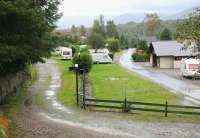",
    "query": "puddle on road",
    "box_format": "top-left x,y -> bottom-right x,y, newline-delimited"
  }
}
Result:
44,71 -> 73,114
39,112 -> 135,137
